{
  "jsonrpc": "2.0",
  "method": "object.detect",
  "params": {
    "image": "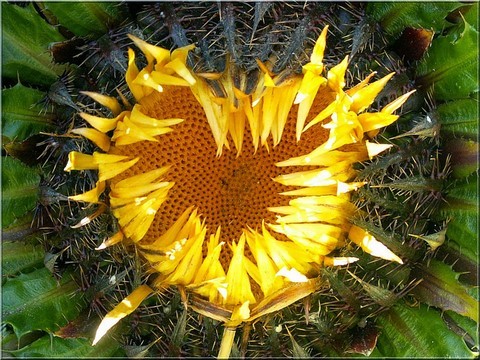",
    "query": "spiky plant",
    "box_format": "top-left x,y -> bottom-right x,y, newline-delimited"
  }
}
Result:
1,2 -> 478,358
